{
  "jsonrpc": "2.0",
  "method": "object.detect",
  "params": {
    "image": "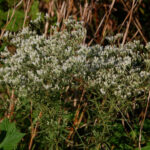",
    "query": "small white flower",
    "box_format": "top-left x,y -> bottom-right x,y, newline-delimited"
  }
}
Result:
100,88 -> 105,95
